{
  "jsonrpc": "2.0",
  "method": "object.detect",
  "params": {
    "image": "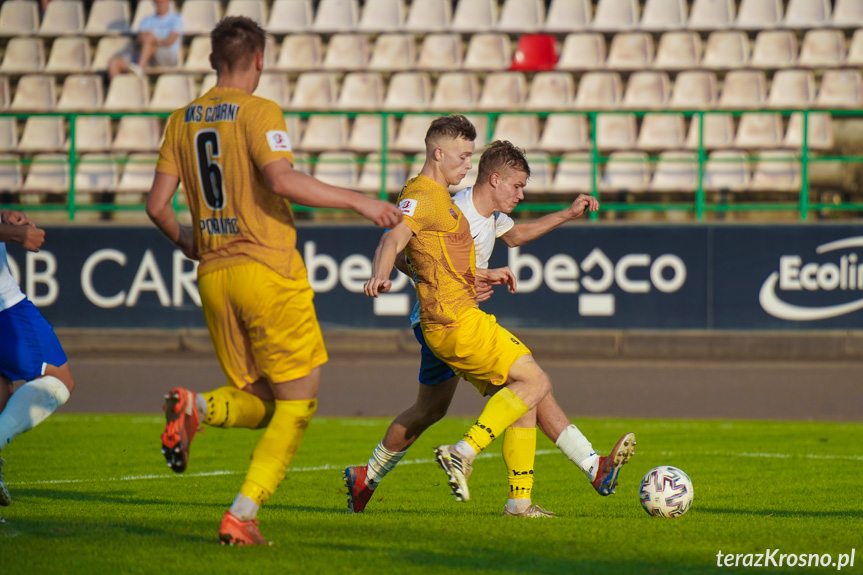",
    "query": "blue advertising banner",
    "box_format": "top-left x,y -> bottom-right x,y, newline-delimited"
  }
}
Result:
4,224 -> 863,330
